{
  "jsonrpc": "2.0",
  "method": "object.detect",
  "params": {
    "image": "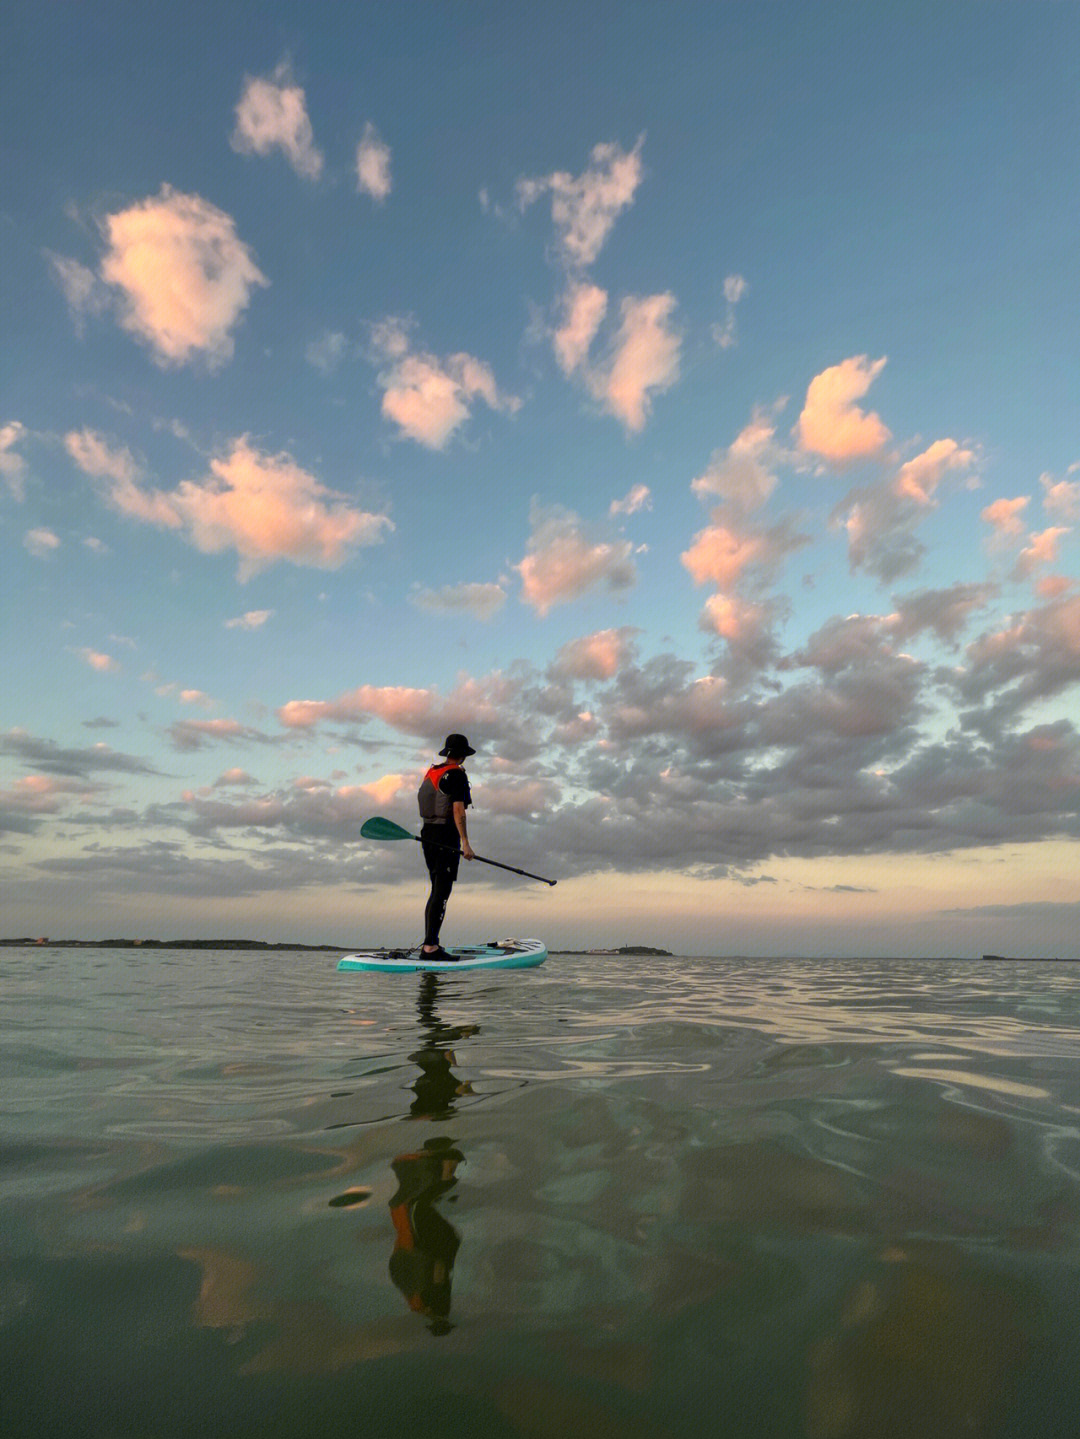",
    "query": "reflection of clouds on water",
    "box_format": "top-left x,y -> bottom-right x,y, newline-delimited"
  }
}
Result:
178,1244 -> 418,1372
805,1246 -> 1031,1439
